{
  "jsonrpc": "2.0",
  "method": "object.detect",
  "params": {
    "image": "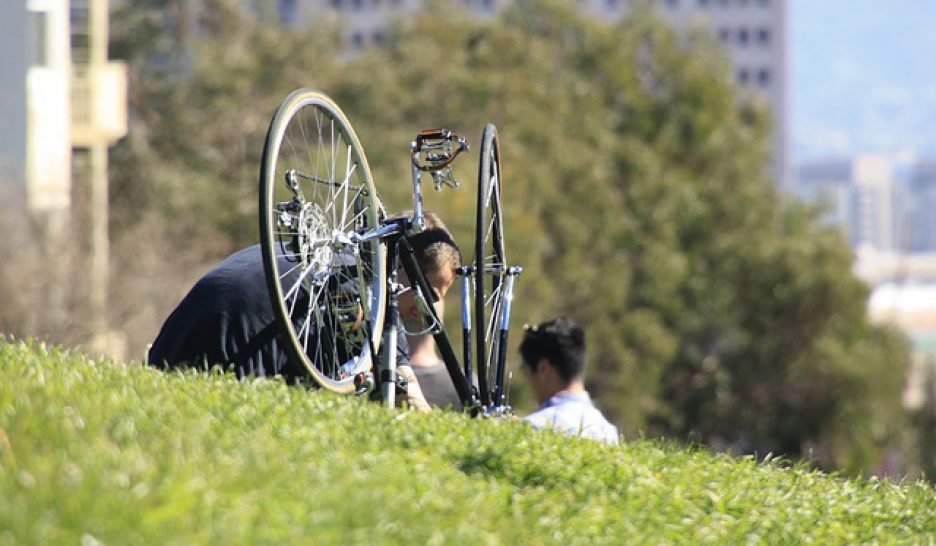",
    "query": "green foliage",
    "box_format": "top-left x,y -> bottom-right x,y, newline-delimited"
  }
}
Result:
1,340 -> 934,544
108,0 -> 914,474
